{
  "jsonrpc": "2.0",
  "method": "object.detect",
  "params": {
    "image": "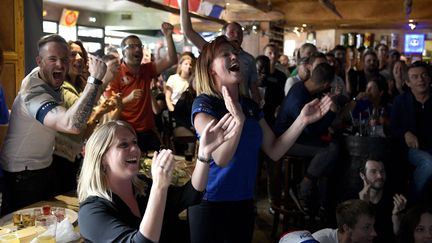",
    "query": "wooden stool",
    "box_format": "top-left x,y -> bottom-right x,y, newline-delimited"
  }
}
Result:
270,155 -> 309,238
